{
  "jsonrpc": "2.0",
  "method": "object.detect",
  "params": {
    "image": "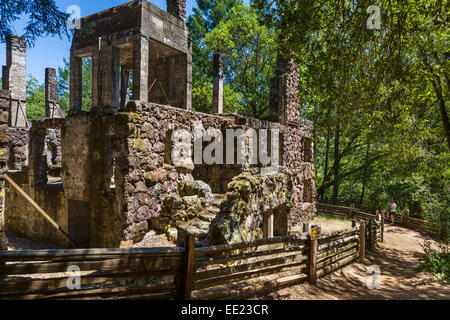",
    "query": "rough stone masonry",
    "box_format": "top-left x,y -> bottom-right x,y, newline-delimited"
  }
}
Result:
1,0 -> 317,249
